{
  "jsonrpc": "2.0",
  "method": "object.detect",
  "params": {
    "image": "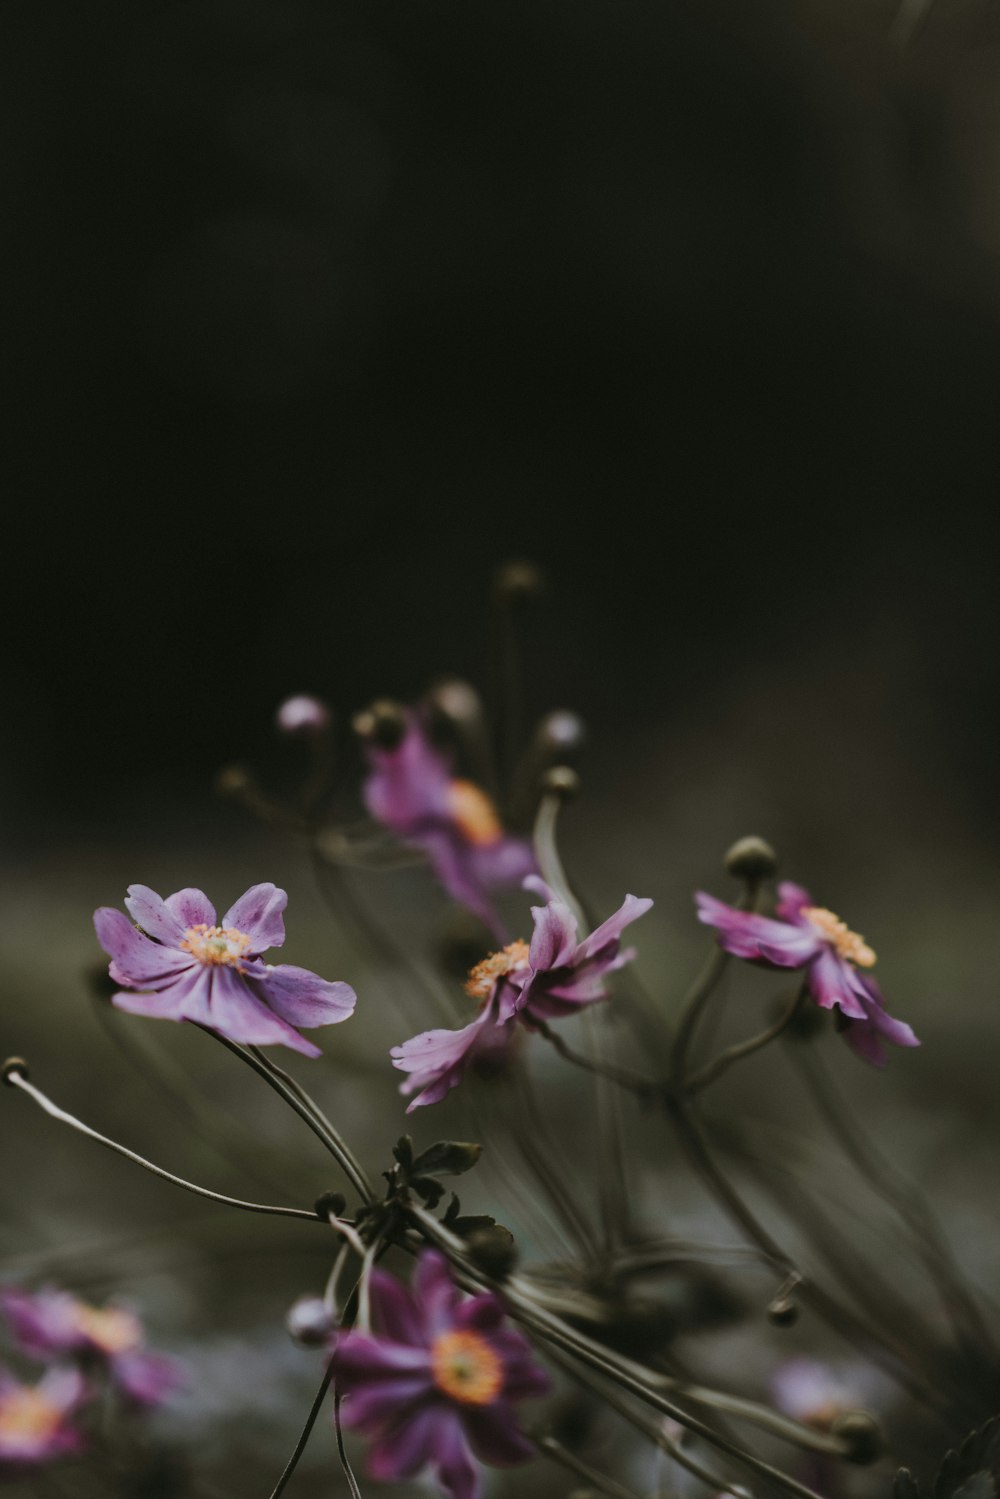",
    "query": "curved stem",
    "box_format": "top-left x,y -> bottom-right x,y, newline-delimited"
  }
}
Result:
531,1017 -> 658,1098
5,1069 -> 320,1224
685,981 -> 806,1094
268,1357 -> 336,1499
